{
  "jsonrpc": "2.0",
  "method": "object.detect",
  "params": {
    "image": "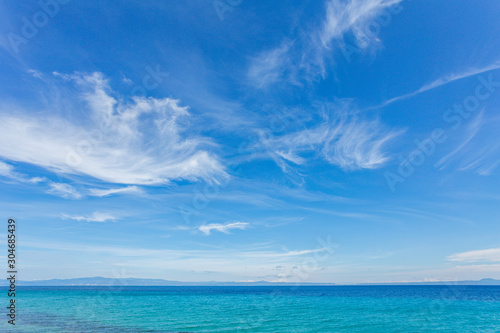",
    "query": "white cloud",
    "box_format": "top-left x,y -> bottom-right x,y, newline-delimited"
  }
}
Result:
321,117 -> 400,169
62,211 -> 118,223
248,42 -> 293,88
0,161 -> 13,174
417,61 -> 500,94
0,160 -> 144,199
47,182 -> 83,199
0,162 -> 84,200
435,113 -> 500,176
277,248 -> 330,257
0,161 -> 20,179
447,248 -> 500,262
27,69 -> 44,79
0,72 -> 226,185
259,102 -> 402,171
198,222 -> 249,235
88,186 -> 143,197
0,161 -> 44,183
248,0 -> 402,85
320,0 -> 401,48
435,113 -> 483,170
371,60 -> 500,110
